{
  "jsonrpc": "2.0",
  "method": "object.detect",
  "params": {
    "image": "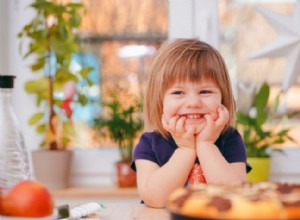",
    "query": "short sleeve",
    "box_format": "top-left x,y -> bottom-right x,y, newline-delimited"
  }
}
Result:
130,132 -> 177,172
218,128 -> 252,173
131,133 -> 158,171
